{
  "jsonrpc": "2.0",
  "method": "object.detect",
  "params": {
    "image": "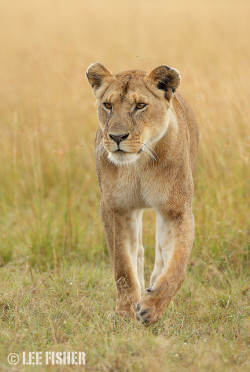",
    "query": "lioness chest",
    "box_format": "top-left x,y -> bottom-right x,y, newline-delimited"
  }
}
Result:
100,164 -> 171,211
